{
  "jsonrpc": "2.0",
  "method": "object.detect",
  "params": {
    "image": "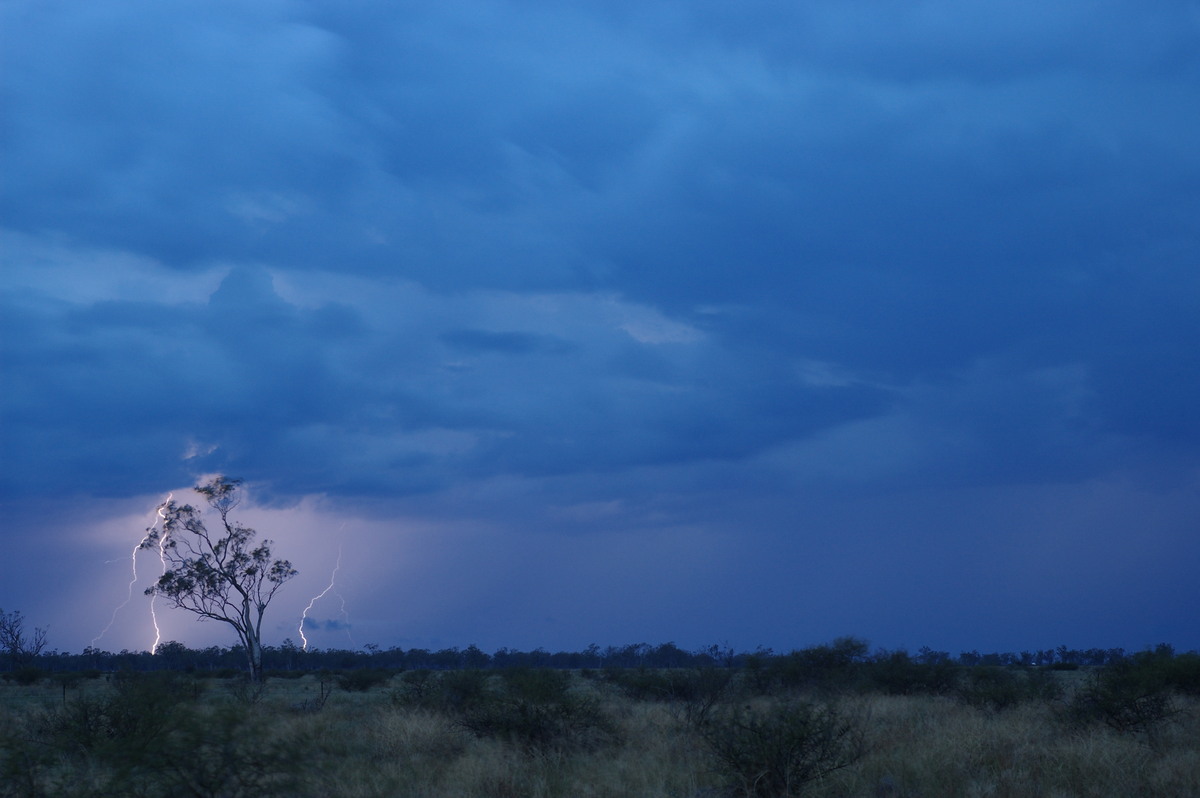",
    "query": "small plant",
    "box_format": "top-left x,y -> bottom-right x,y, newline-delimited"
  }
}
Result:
226,674 -> 269,704
337,668 -> 394,692
1066,661 -> 1178,741
438,668 -> 493,711
868,650 -> 958,696
456,692 -> 616,753
7,666 -> 43,686
604,666 -> 673,700
958,667 -> 1021,711
455,671 -> 618,754
154,703 -> 307,797
292,671 -> 335,712
499,667 -> 571,703
956,666 -> 1062,711
661,668 -> 734,728
699,699 -> 866,797
1162,651 -> 1200,695
391,669 -> 439,709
